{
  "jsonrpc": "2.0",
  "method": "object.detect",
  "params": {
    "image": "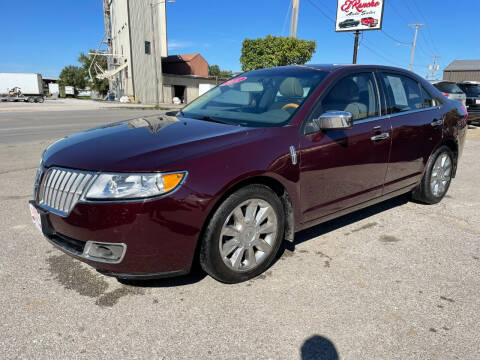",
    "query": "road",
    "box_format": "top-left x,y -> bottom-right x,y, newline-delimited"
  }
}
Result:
0,109 -> 162,145
0,108 -> 479,359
